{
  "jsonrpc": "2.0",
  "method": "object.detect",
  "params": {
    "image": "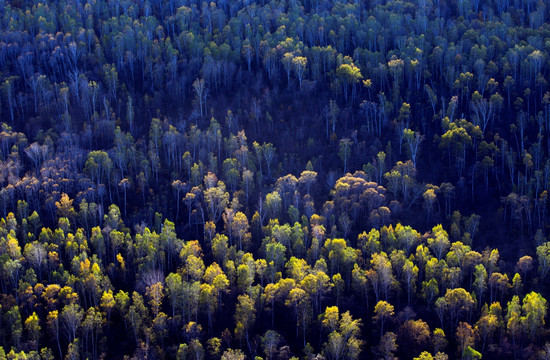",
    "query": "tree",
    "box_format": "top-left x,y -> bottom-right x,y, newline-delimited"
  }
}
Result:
414,352 -> 434,360
223,158 -> 240,192
324,238 -> 356,277
2,78 -> 15,123
261,330 -> 281,360
516,256 -> 533,281
103,64 -> 118,101
186,255 -> 206,282
204,179 -> 229,222
55,193 -> 75,219
242,170 -> 254,202
537,242 -> 550,283
488,272 -> 509,303
193,78 -> 206,119
66,339 -> 80,360
61,304 -> 83,343
403,129 -> 423,168
328,99 -> 340,136
473,264 -> 487,306
84,151 -> 113,191
221,349 -> 245,360
433,328 -> 448,354
24,241 -> 47,279
146,282 -> 164,317
370,252 -> 395,301
301,271 -> 332,314
470,91 -> 501,135
265,278 -> 296,328
119,178 -> 131,217
321,307 -> 363,360
398,319 -> 430,356
47,310 -> 63,358
335,62 -> 363,102
127,292 -> 149,344
286,287 -> 311,347
165,273 -> 183,317
231,212 -> 249,250
242,41 -> 254,72
456,322 -> 476,359
283,52 -> 295,85
189,338 -> 205,360
99,290 -> 115,328
377,332 -> 398,360
265,191 -> 282,219
475,306 -> 498,353
206,337 -> 221,359
292,56 -> 308,90
373,301 -> 394,336
358,230 -> 380,260
212,234 -> 229,265
322,306 -> 341,333
423,189 -> 437,225
444,288 -> 474,328
339,138 -> 352,173
463,346 -> 482,360
126,95 -> 135,135
439,122 -> 473,178
200,283 -> 217,332
24,312 -> 40,350
235,294 -> 255,353
299,170 -> 317,195
402,260 -> 419,305
395,223 -> 421,255
528,50 -> 545,80
422,279 -> 439,308
266,242 -> 287,280
506,295 -> 522,355
83,306 -> 103,360
388,57 -> 404,105
262,143 -> 276,177
522,291 -> 547,341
